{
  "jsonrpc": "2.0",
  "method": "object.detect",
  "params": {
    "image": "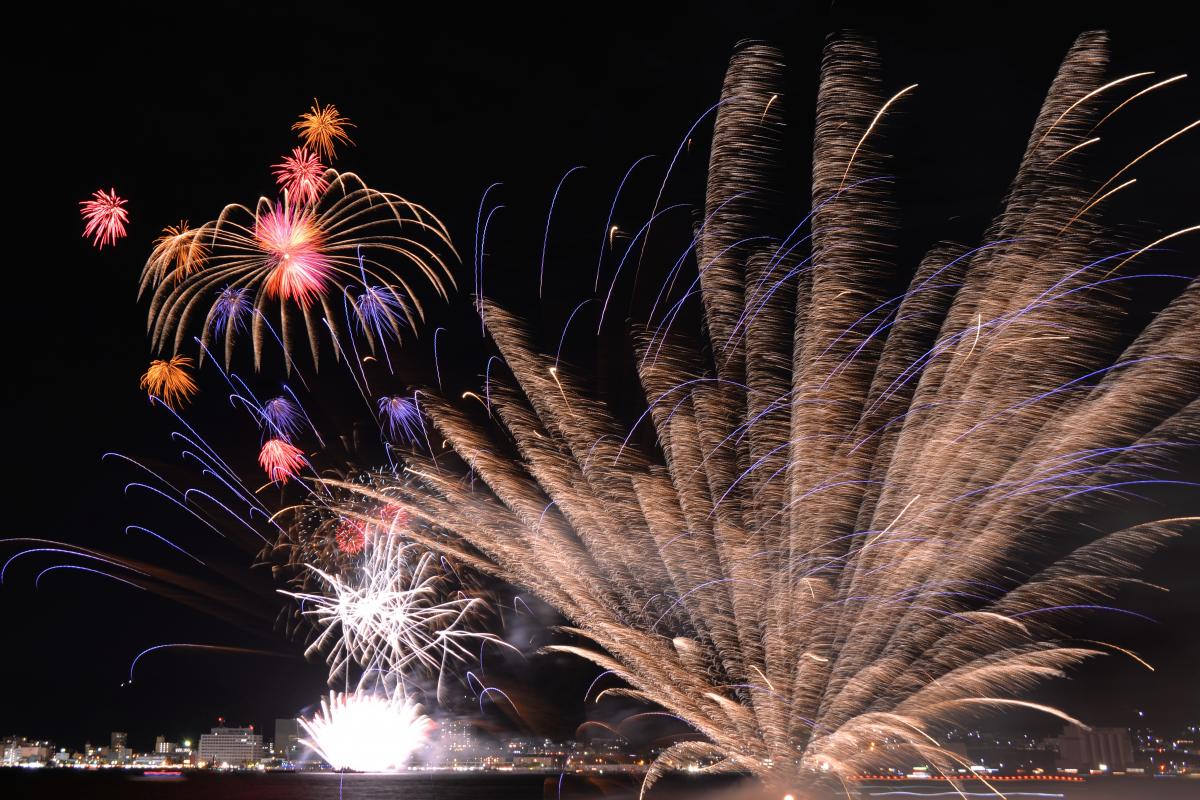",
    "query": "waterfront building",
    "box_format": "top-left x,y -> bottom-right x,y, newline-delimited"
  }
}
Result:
2,737 -> 52,765
1045,724 -> 1135,772
273,718 -> 301,759
198,725 -> 264,767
